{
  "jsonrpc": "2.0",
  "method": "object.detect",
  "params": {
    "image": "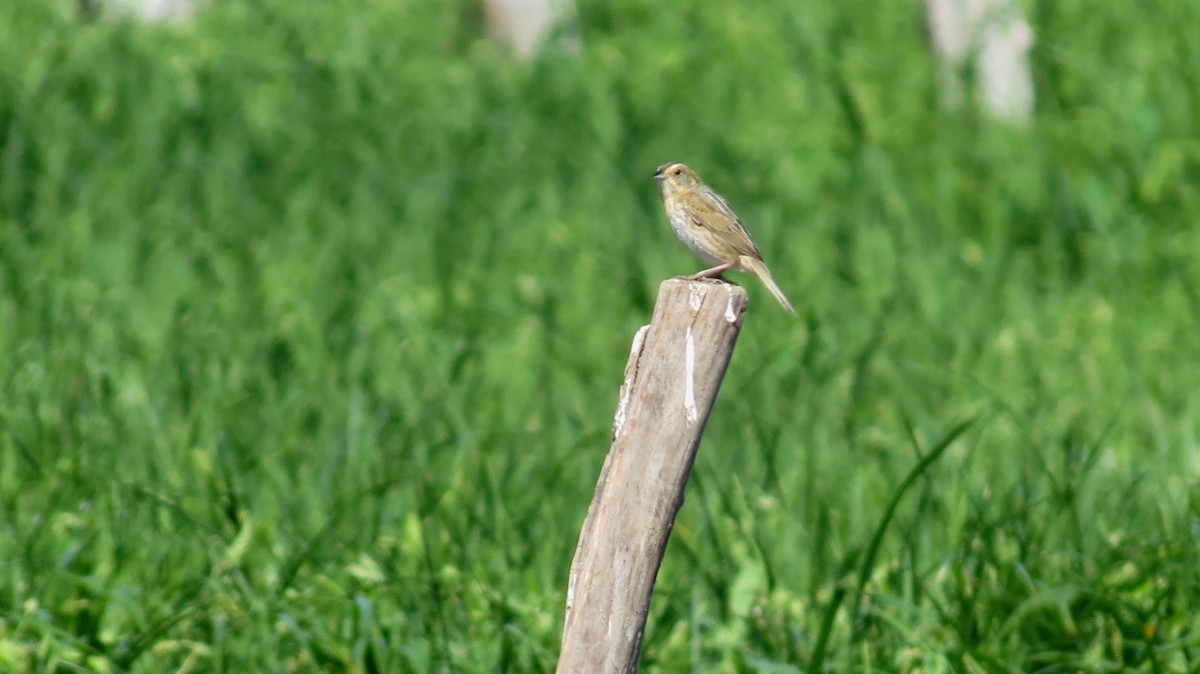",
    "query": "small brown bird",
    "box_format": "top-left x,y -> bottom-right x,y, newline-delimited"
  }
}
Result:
654,162 -> 796,314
